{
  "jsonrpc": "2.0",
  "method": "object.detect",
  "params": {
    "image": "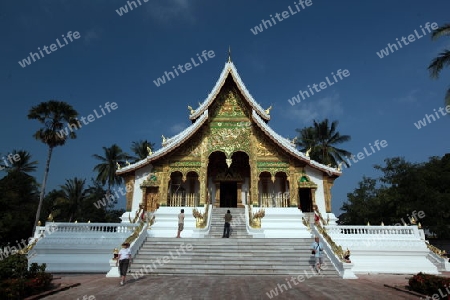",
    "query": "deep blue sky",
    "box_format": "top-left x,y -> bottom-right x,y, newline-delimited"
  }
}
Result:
1,0 -> 449,216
